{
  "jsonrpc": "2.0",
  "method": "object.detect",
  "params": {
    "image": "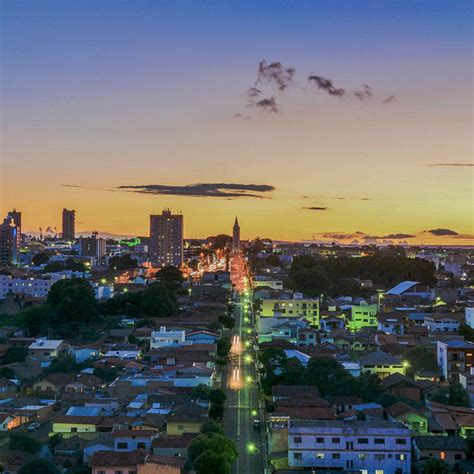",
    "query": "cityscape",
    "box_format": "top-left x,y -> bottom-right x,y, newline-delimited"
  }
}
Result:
1,2 -> 473,474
